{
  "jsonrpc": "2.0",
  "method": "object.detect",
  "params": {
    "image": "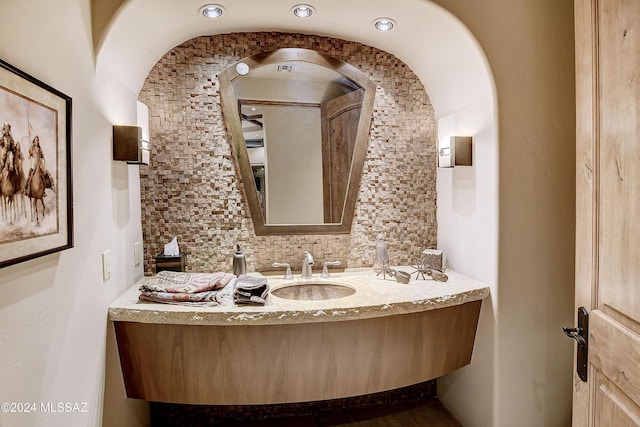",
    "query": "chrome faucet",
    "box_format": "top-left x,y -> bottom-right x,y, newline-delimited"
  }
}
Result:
301,251 -> 314,279
321,261 -> 341,278
272,262 -> 294,280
